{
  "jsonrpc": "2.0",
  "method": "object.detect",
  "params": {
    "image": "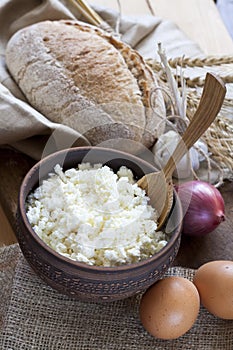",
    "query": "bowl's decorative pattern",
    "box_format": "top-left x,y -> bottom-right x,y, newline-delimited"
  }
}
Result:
16,147 -> 182,302
17,214 -> 181,301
